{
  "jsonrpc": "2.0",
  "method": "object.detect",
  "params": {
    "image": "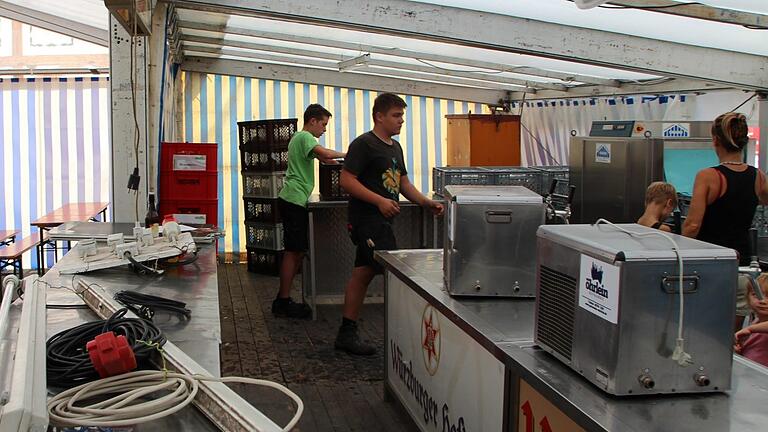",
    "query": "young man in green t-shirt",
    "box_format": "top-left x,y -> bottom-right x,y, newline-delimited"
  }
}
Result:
274,104 -> 346,318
